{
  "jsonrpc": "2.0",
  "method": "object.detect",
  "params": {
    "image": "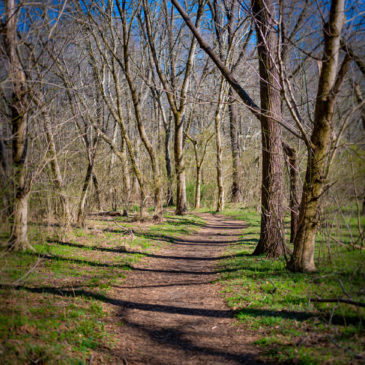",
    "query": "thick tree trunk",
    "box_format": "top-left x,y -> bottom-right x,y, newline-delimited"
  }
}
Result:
252,0 -> 285,257
174,113 -> 187,215
229,91 -> 243,202
288,0 -> 345,272
8,191 -> 31,250
5,0 -> 31,250
283,143 -> 299,243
